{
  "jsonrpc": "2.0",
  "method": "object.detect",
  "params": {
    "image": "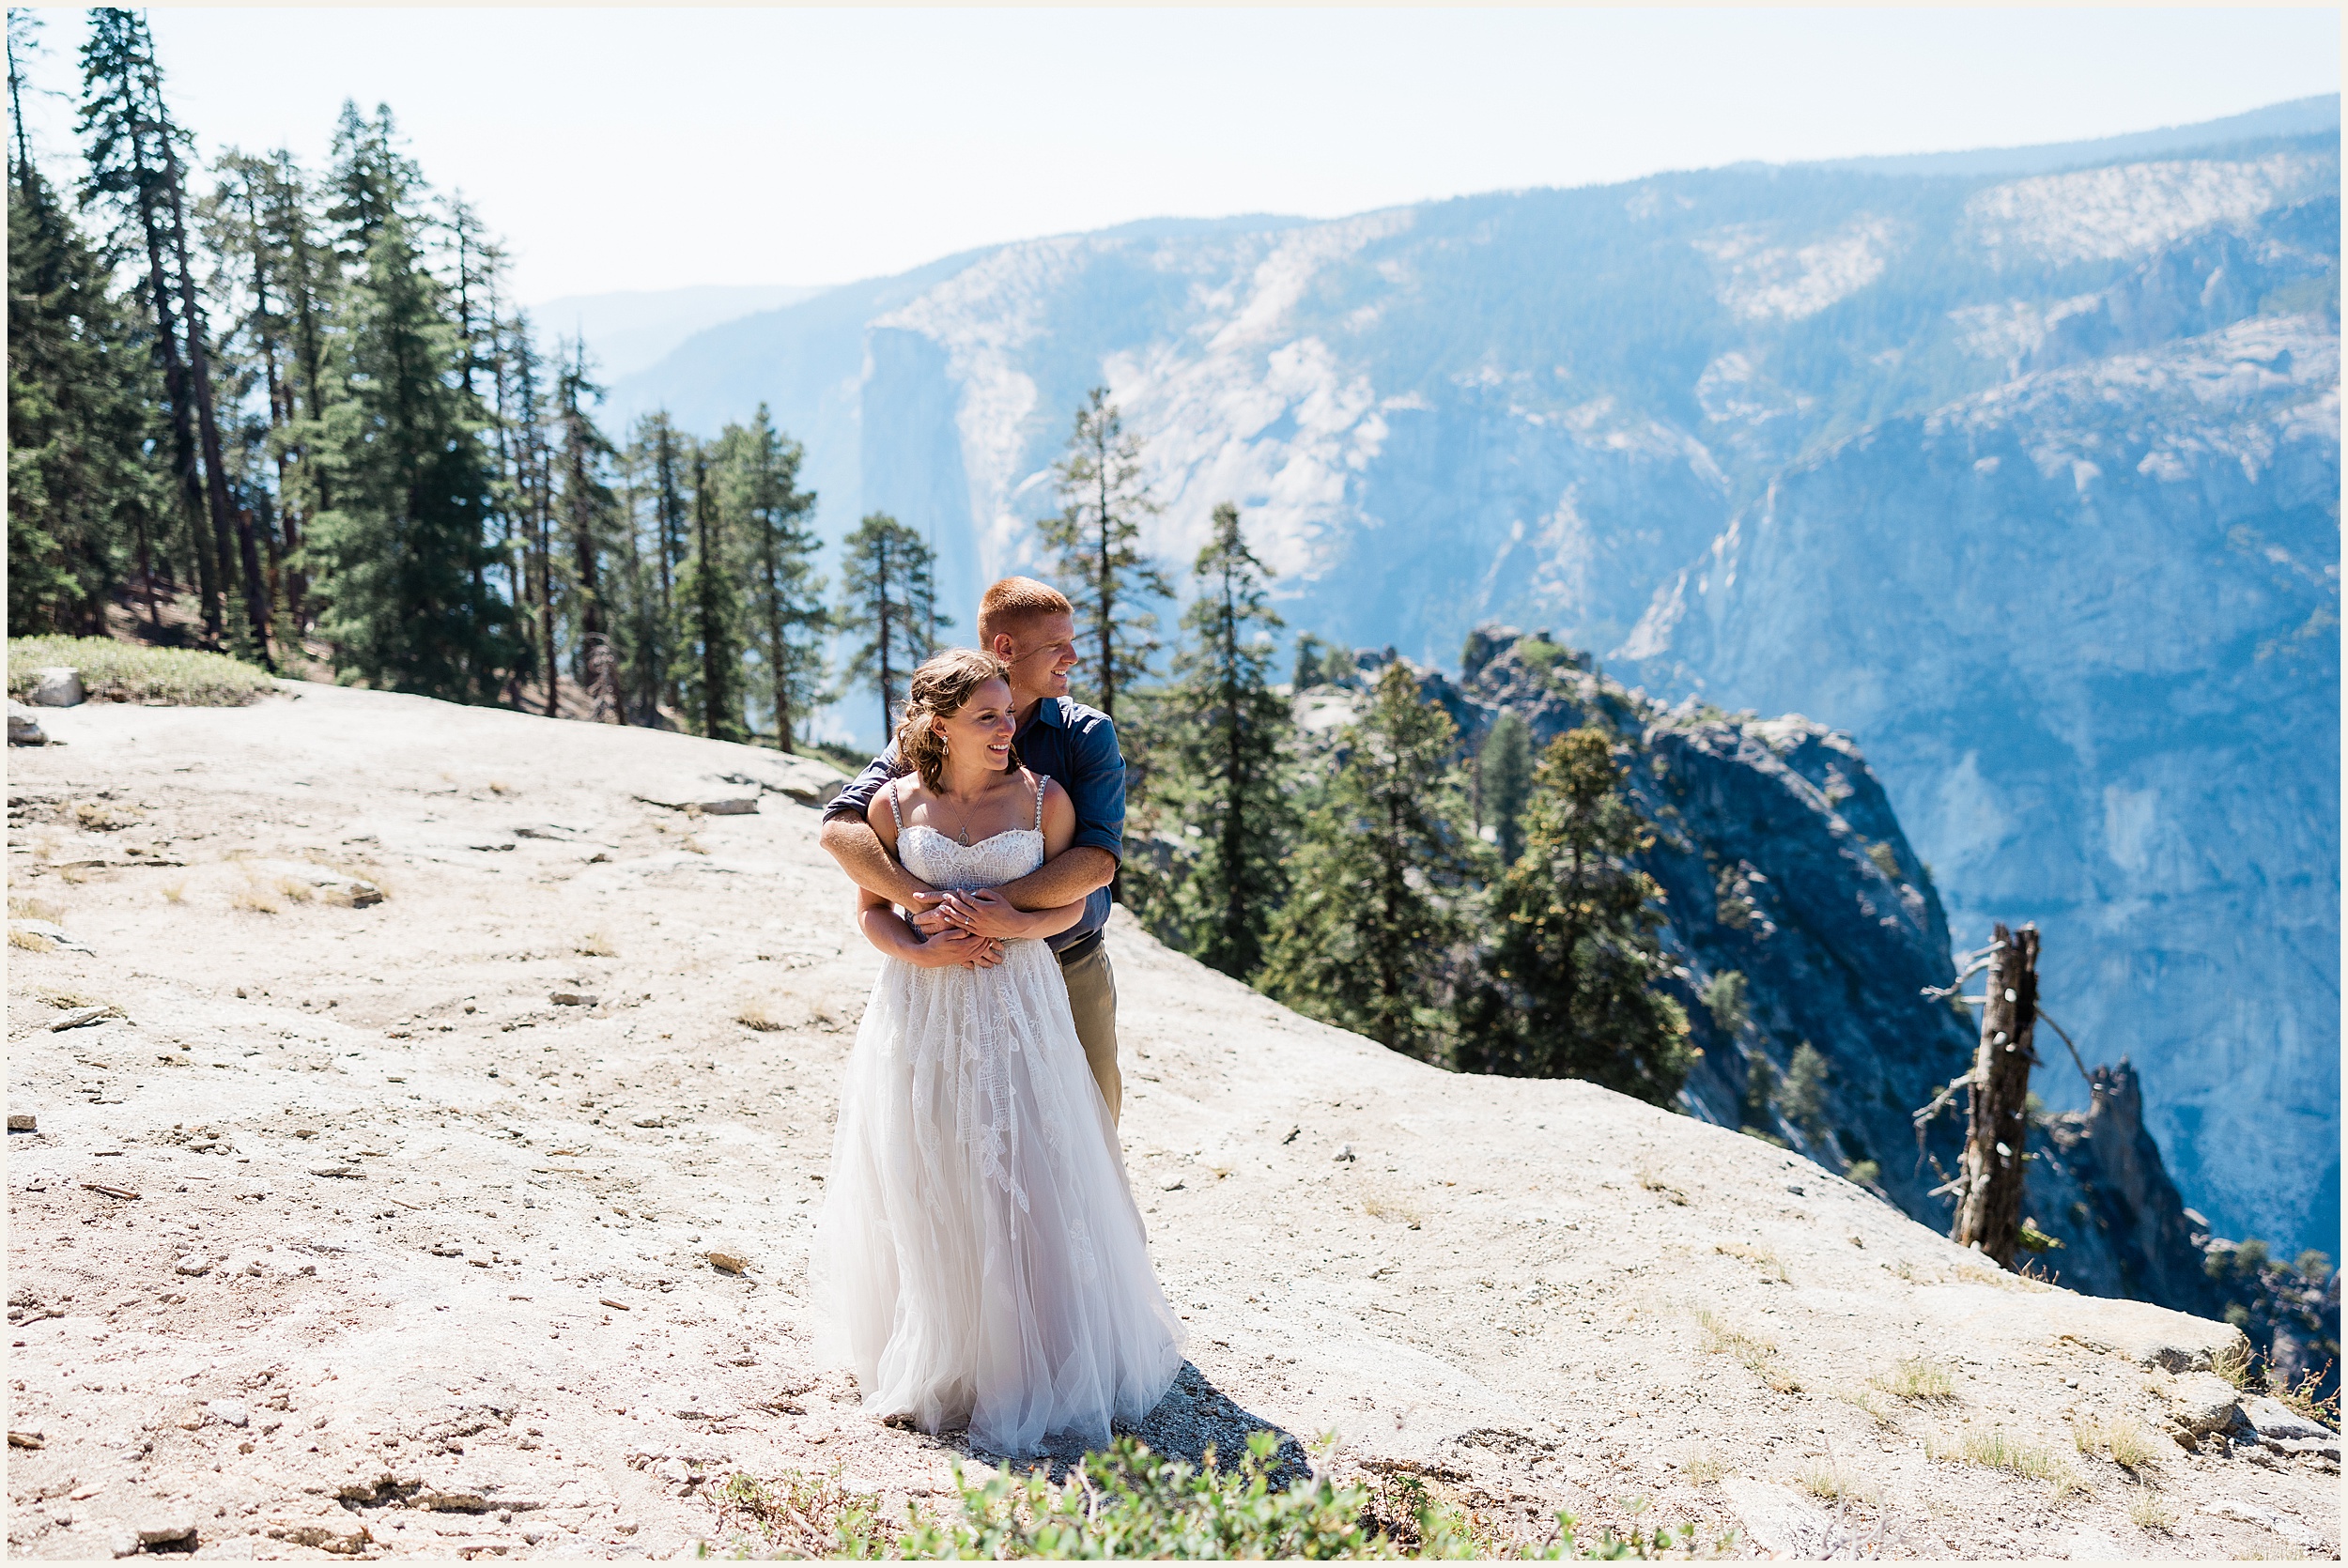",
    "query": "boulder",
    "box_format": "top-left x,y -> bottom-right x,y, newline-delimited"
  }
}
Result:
2167,1371 -> 2244,1437
2242,1394 -> 2335,1444
25,668 -> 84,707
8,702 -> 48,746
